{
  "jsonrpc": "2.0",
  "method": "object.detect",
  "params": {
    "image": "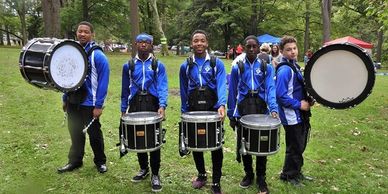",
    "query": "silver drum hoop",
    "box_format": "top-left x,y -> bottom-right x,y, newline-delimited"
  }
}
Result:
181,111 -> 221,122
240,114 -> 281,130
122,111 -> 163,125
